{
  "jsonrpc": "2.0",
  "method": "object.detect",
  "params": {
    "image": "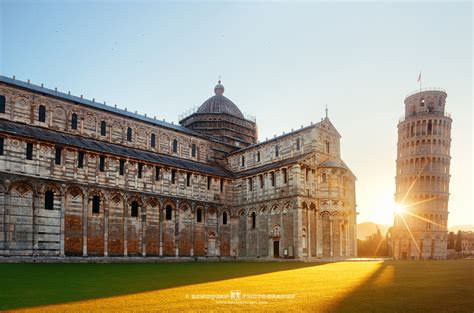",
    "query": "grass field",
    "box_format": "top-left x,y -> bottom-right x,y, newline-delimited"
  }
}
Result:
0,260 -> 472,312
